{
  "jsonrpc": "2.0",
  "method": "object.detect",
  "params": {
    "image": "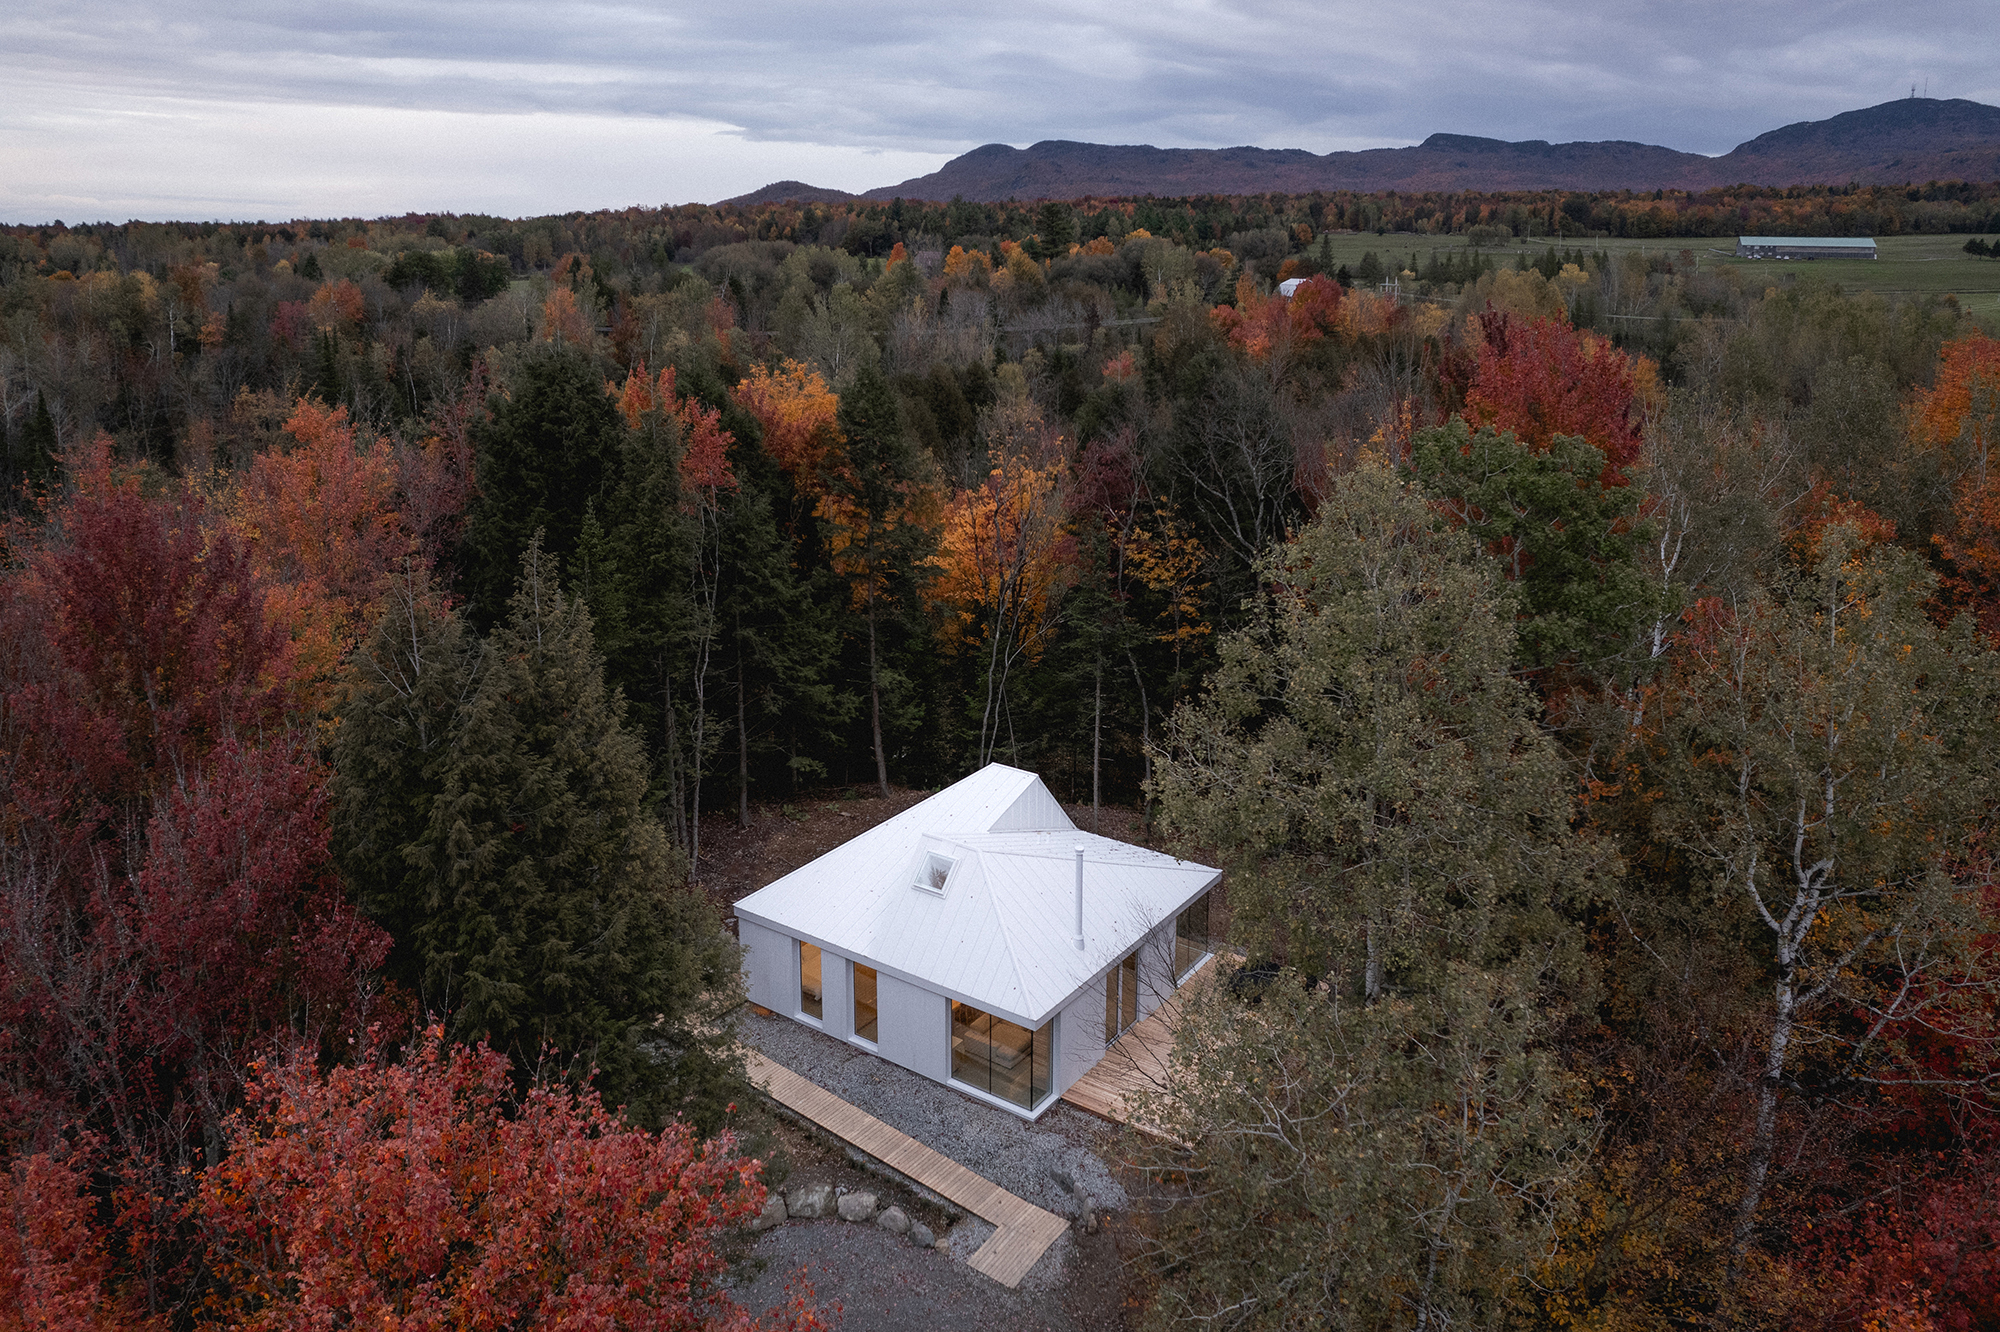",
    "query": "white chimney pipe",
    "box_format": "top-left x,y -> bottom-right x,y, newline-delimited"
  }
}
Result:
1073,845 -> 1086,950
